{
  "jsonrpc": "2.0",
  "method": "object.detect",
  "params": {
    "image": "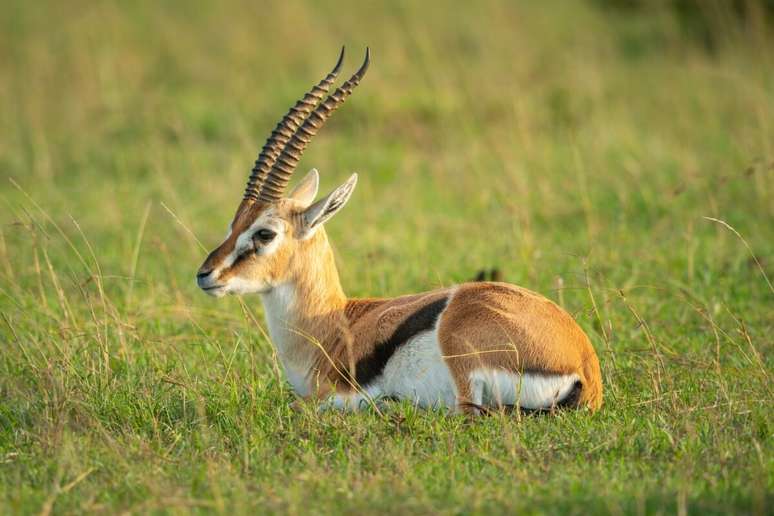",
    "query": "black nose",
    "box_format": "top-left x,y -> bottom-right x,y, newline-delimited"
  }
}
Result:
197,269 -> 213,279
